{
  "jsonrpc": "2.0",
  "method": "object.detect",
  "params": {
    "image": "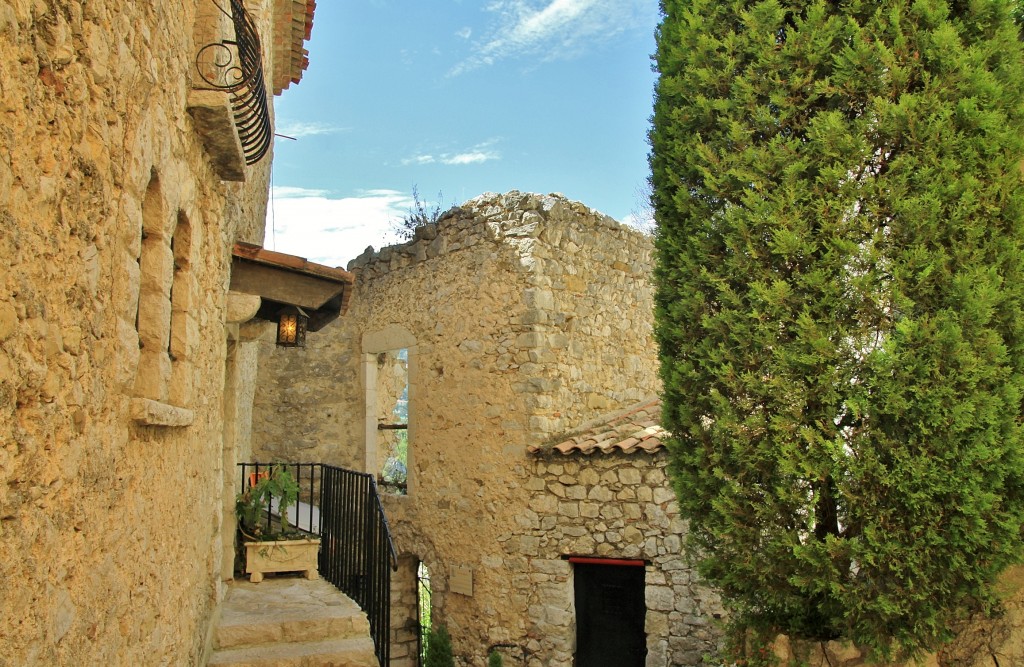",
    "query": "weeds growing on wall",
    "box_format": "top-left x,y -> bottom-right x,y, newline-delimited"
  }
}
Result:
392,185 -> 447,241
